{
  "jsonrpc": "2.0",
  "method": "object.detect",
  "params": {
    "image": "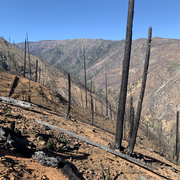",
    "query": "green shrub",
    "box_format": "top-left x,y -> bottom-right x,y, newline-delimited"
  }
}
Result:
46,141 -> 54,150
